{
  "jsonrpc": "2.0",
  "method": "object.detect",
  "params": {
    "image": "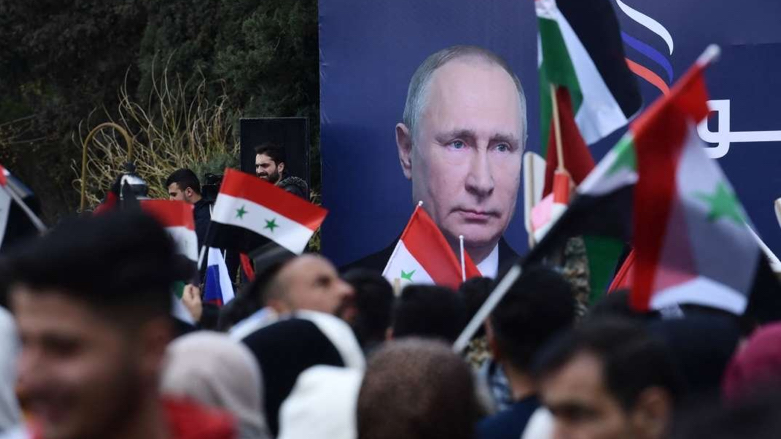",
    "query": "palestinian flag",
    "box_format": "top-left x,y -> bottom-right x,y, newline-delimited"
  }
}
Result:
527,49 -> 781,319
140,200 -> 198,263
206,168 -> 327,255
382,205 -> 481,290
536,0 -> 641,194
0,165 -> 43,253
